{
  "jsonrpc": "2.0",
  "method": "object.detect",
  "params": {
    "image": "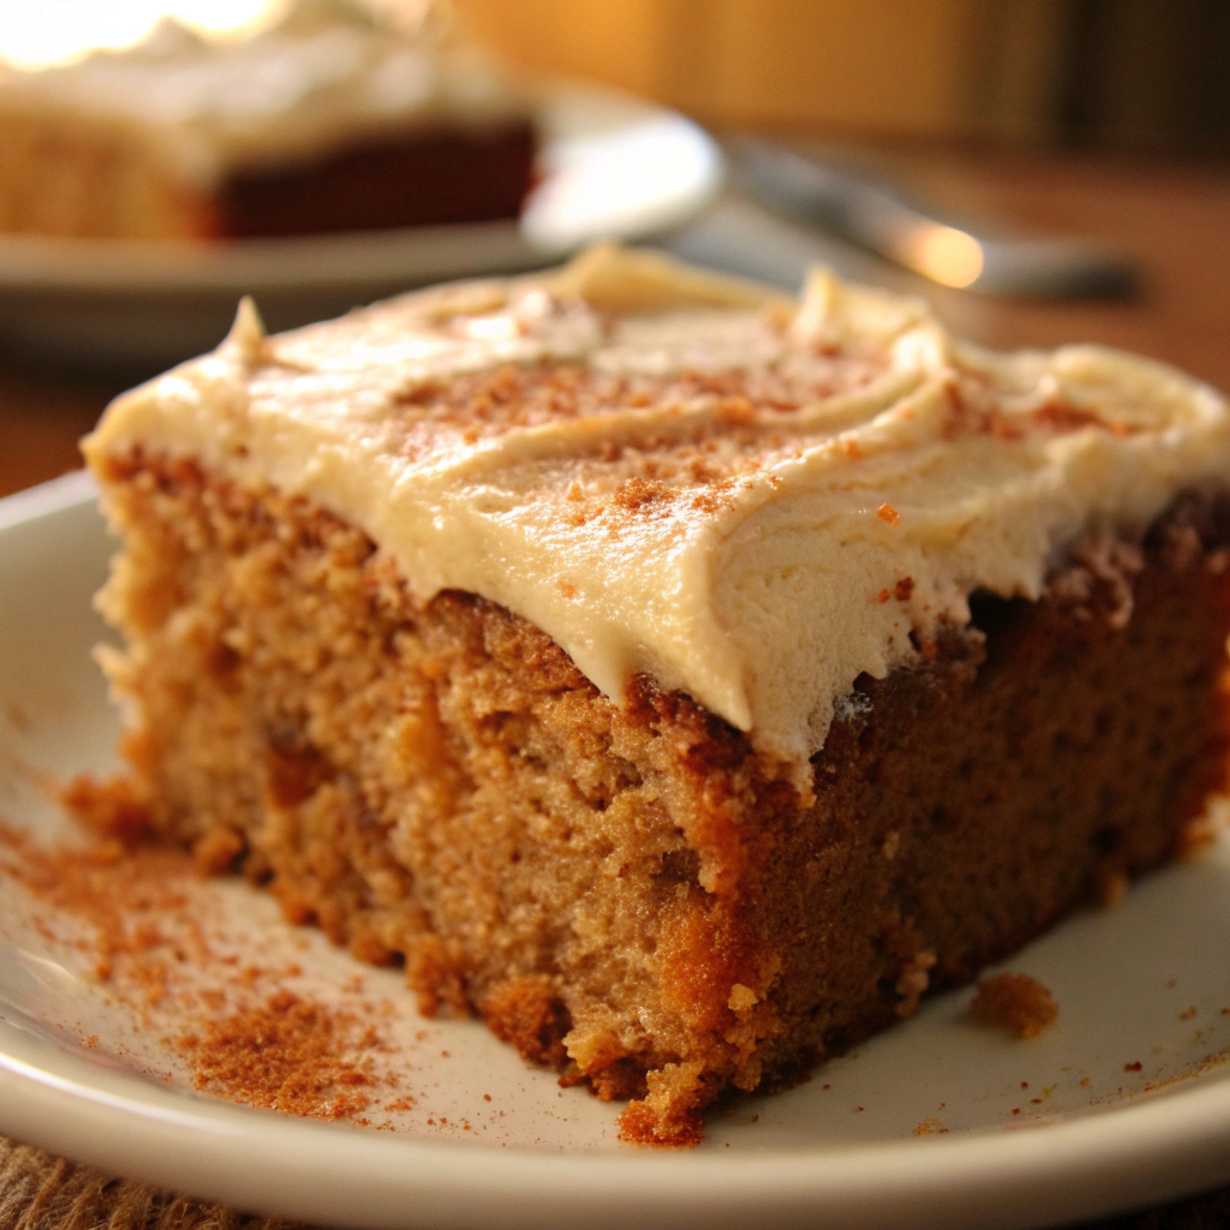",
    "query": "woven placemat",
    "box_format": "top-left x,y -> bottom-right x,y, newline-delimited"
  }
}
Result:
0,1136 -> 297,1230
7,1131 -> 1230,1230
